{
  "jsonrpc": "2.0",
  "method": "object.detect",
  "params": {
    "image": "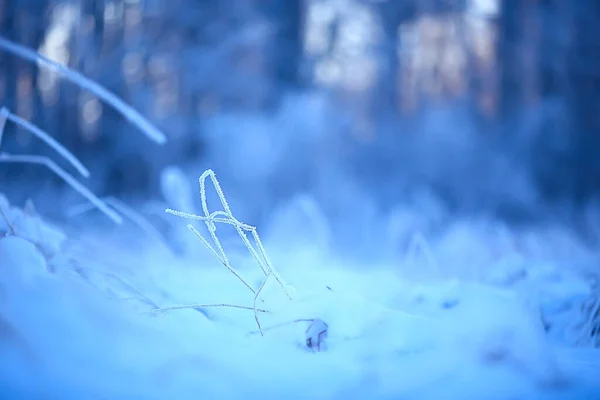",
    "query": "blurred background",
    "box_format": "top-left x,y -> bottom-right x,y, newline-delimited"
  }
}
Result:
1,0 -> 600,259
